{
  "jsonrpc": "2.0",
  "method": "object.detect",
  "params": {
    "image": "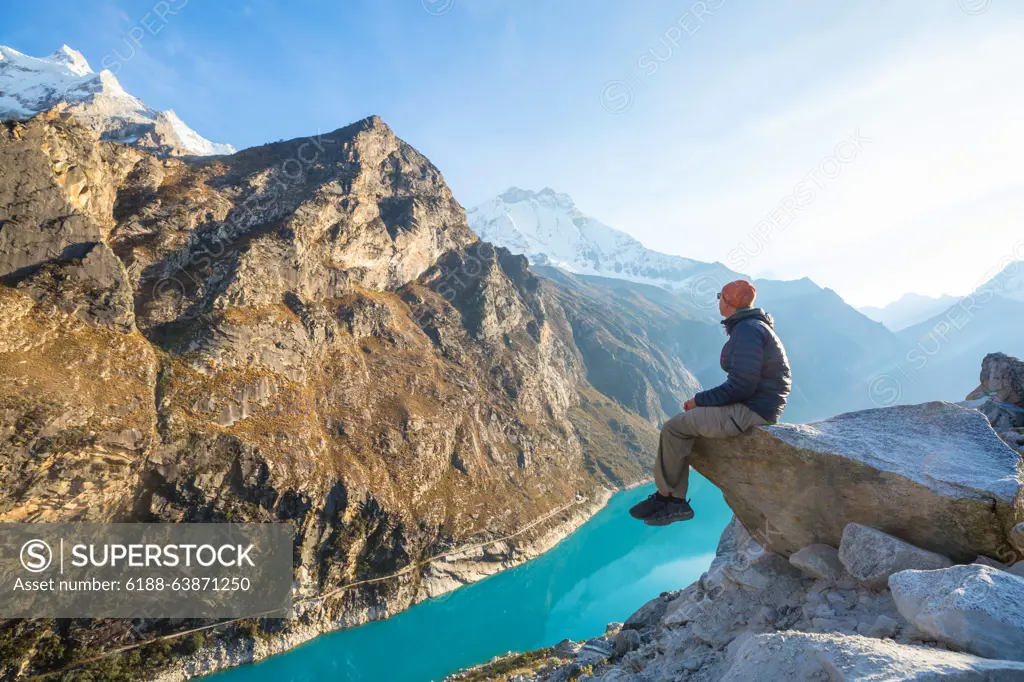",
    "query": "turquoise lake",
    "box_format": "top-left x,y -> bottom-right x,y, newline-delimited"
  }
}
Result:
208,477 -> 732,682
